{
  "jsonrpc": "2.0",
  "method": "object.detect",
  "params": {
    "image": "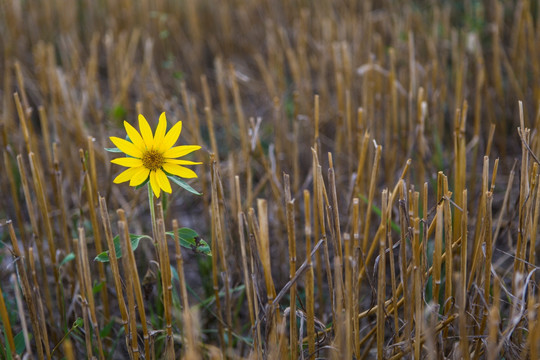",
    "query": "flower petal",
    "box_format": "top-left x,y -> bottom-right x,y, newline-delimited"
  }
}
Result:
111,157 -> 143,167
110,137 -> 143,158
139,114 -> 154,149
163,163 -> 198,178
153,112 -> 167,149
129,167 -> 150,186
113,166 -> 143,184
158,120 -> 182,153
156,169 -> 172,193
124,121 -> 146,150
150,171 -> 161,198
165,159 -> 202,165
164,145 -> 201,159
